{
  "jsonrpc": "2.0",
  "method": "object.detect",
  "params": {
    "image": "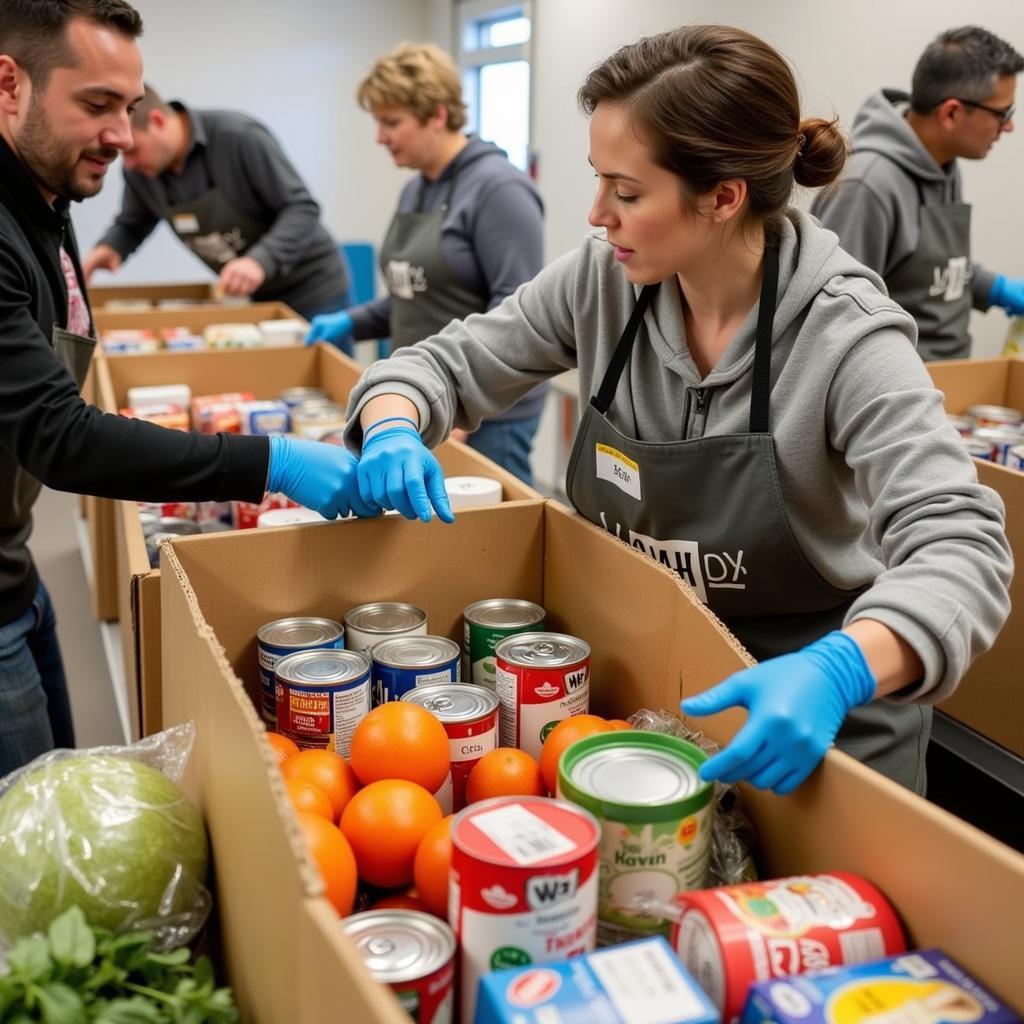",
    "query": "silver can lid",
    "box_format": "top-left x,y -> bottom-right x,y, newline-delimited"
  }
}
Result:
280,386 -> 327,406
402,684 -> 498,722
344,602 -> 427,636
967,404 -> 1022,422
275,648 -> 368,686
496,631 -> 590,668
372,635 -> 460,669
965,439 -> 993,456
294,403 -> 345,423
568,744 -> 703,805
973,426 -> 1023,443
464,598 -> 546,630
342,910 -> 455,983
155,517 -> 201,536
257,616 -> 344,650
